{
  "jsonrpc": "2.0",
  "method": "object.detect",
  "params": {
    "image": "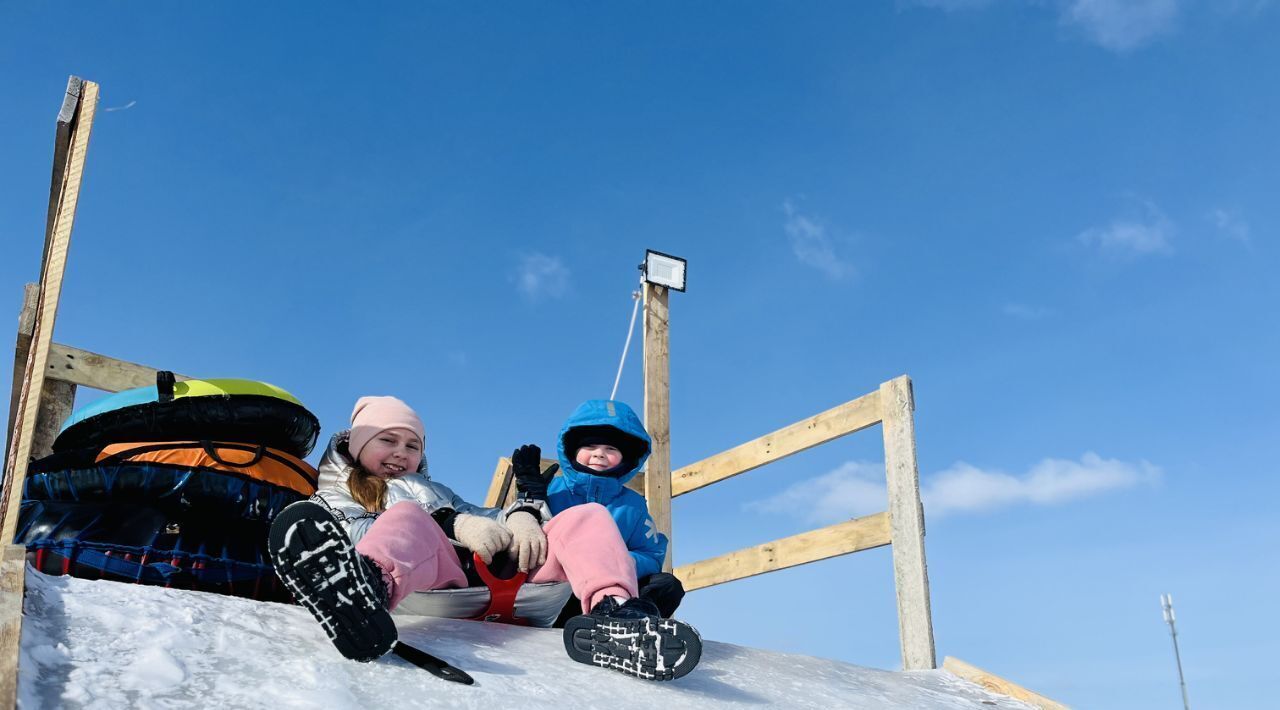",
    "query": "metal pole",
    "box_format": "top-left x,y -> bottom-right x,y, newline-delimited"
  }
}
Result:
1161,594 -> 1191,710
